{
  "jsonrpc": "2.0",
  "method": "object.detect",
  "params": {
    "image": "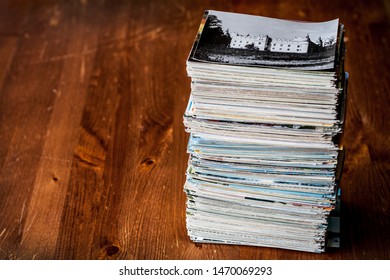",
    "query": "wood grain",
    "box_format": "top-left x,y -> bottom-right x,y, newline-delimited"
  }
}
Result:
0,0 -> 389,260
